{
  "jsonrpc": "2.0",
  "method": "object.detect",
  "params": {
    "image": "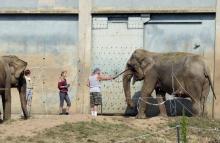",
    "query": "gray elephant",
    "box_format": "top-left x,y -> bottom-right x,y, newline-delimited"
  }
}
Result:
123,49 -> 216,119
0,55 -> 28,121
